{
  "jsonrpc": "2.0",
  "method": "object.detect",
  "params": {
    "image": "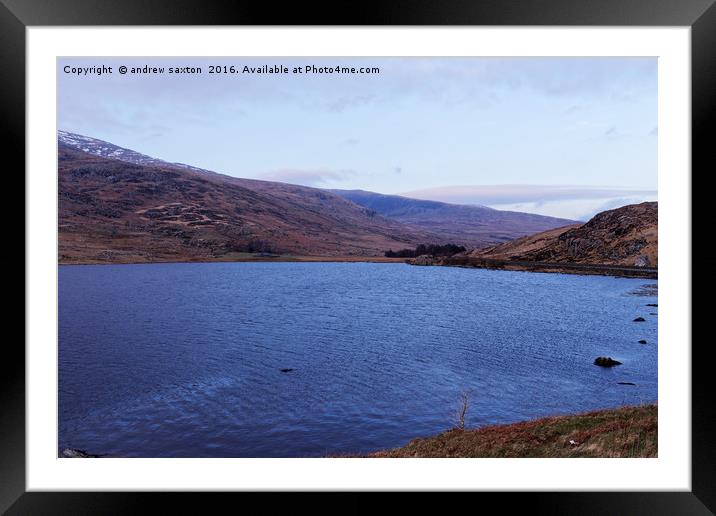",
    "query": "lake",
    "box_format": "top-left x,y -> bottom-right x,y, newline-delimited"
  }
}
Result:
58,262 -> 658,457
